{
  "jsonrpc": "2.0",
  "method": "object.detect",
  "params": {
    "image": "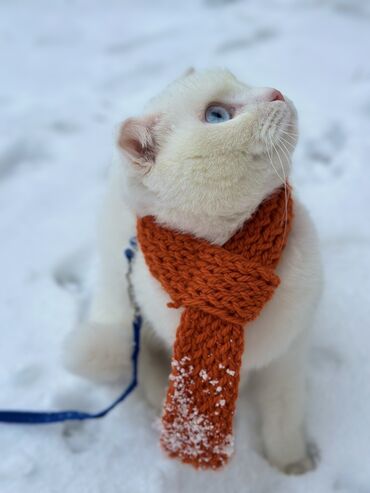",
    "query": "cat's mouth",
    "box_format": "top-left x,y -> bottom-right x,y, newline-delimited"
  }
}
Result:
259,101 -> 298,150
